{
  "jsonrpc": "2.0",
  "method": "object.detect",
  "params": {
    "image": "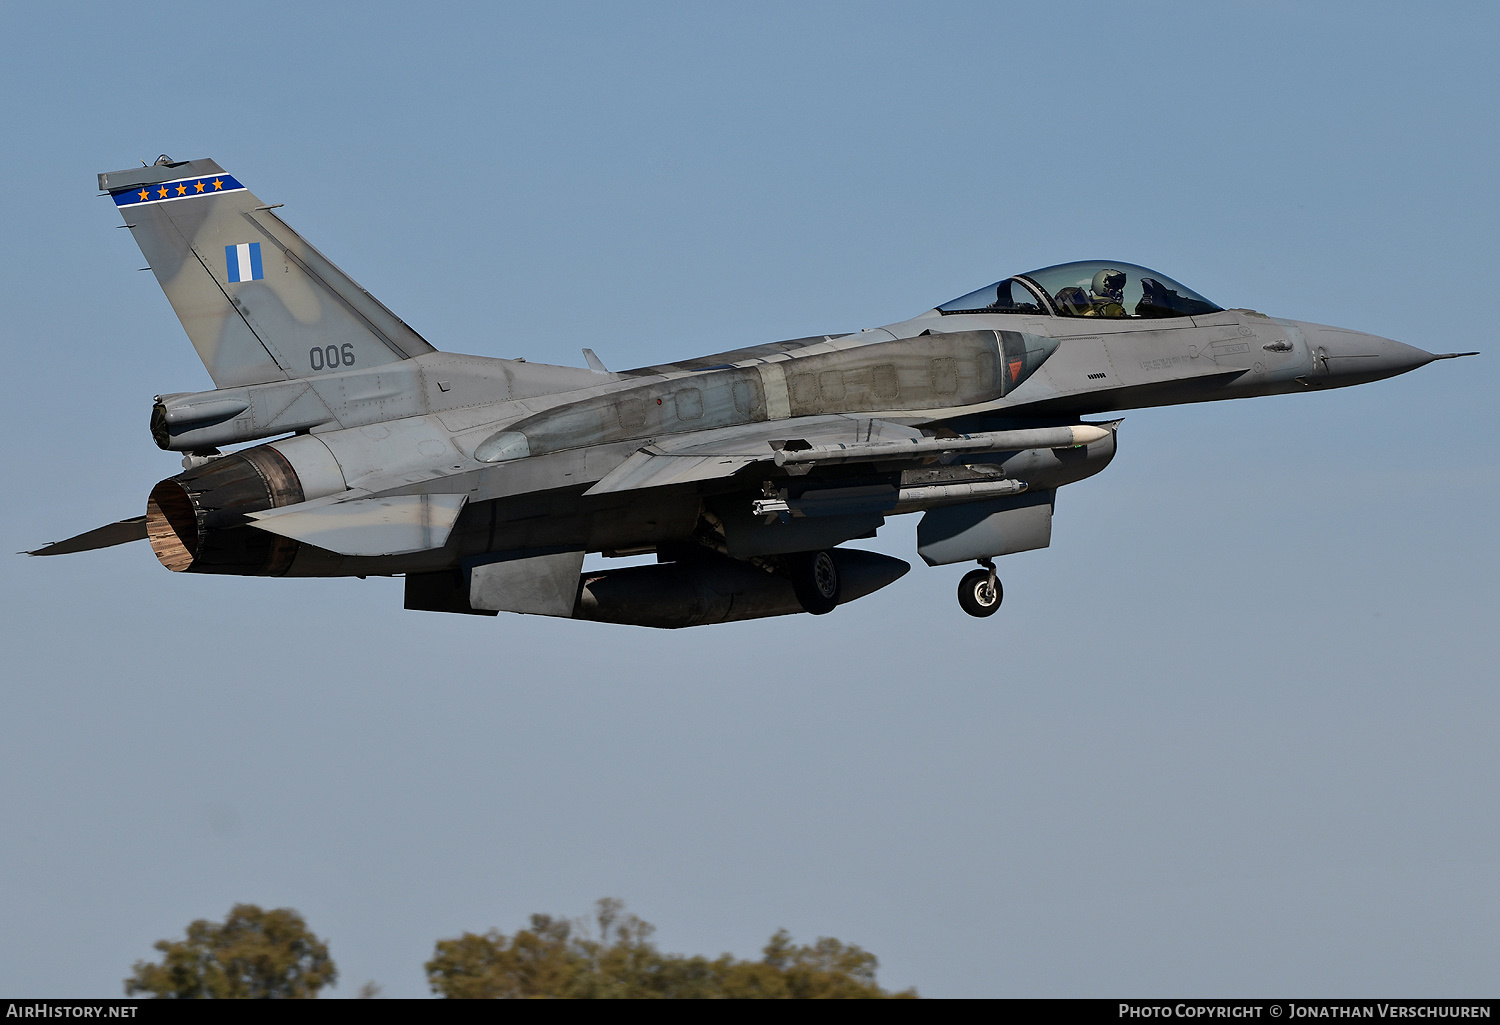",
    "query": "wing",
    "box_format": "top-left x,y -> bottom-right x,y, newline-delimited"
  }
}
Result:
243,413 -> 1113,556
583,416 -> 1113,496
